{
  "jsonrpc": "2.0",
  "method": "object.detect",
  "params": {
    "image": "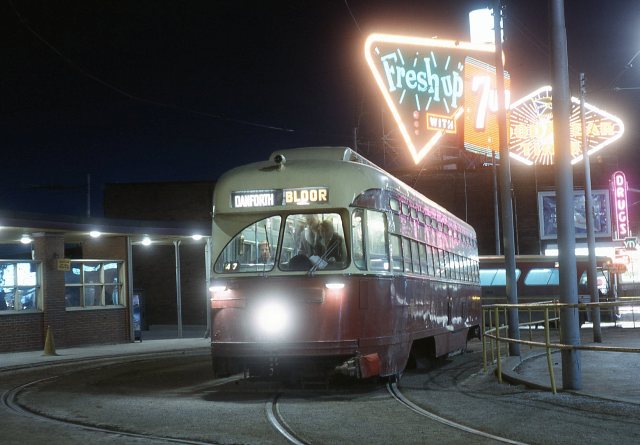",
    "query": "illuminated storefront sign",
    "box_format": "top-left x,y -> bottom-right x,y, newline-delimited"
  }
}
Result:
509,86 -> 625,166
364,33 -> 500,164
537,190 -> 611,240
611,171 -> 630,240
231,187 -> 329,208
